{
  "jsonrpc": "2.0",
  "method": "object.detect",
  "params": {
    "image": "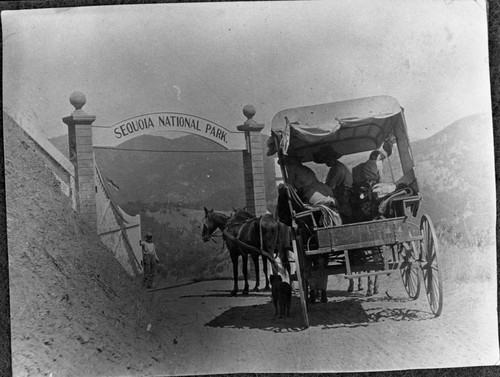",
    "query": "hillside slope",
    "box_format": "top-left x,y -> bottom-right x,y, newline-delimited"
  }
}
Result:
412,113 -> 495,237
4,114 -> 173,376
